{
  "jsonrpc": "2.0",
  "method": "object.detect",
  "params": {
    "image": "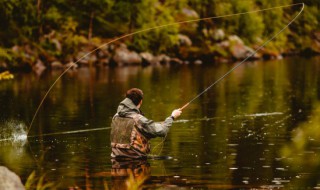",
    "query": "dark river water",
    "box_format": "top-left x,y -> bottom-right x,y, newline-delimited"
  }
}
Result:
1,56 -> 320,189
